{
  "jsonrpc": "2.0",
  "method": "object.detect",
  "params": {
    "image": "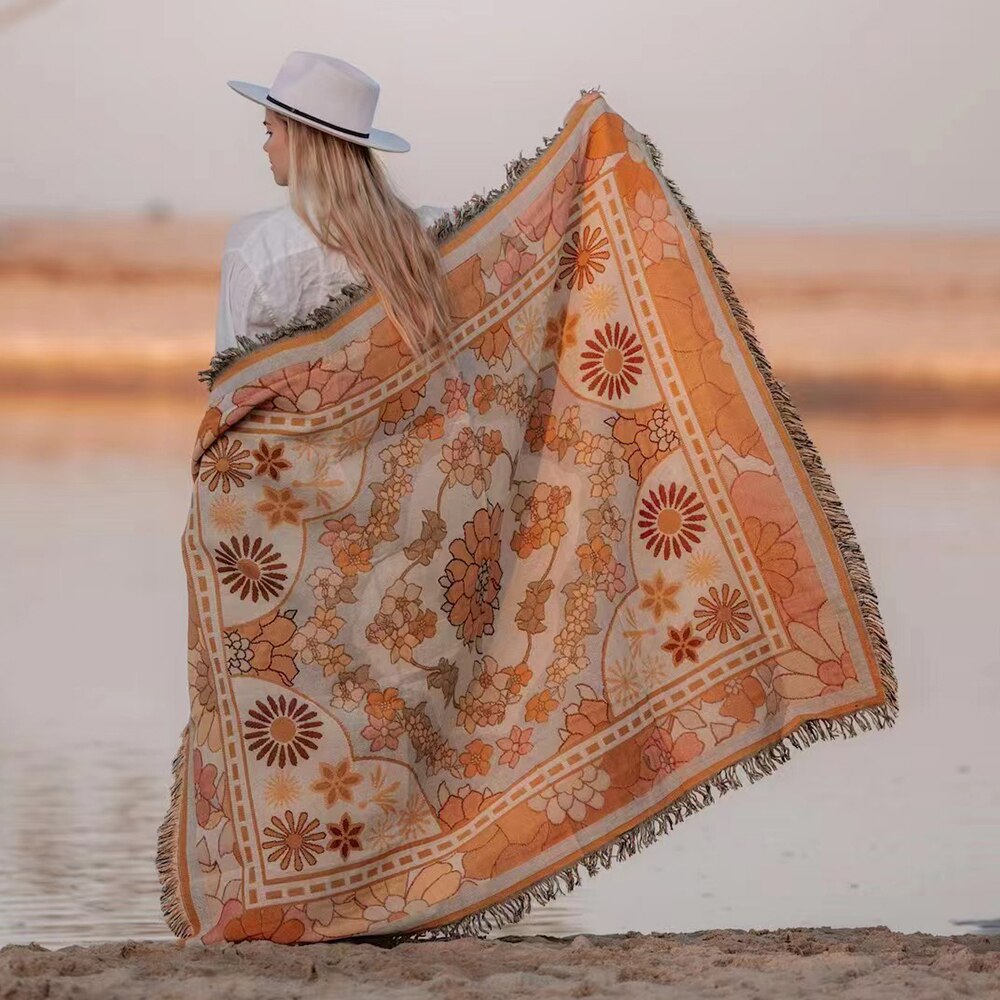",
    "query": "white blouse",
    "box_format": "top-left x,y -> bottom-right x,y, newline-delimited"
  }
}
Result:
214,202 -> 451,355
